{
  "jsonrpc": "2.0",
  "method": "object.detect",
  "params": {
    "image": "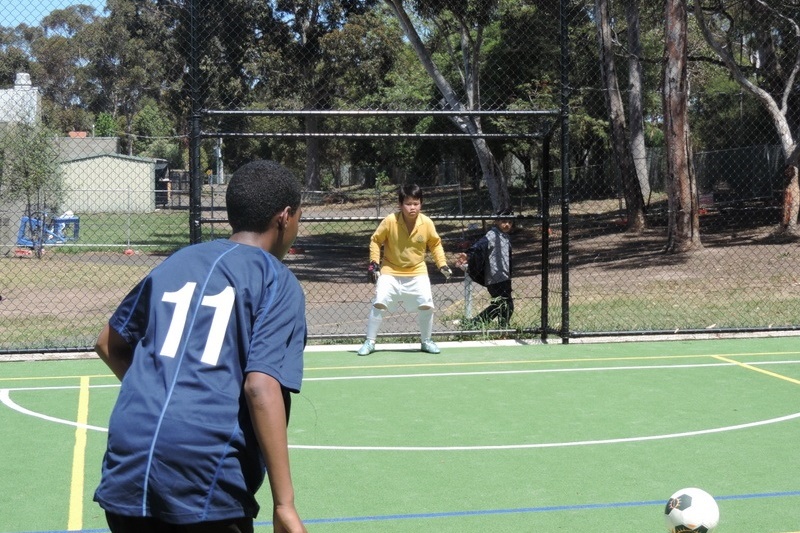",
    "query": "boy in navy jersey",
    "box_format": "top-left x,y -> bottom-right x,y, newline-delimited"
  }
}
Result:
94,160 -> 307,533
